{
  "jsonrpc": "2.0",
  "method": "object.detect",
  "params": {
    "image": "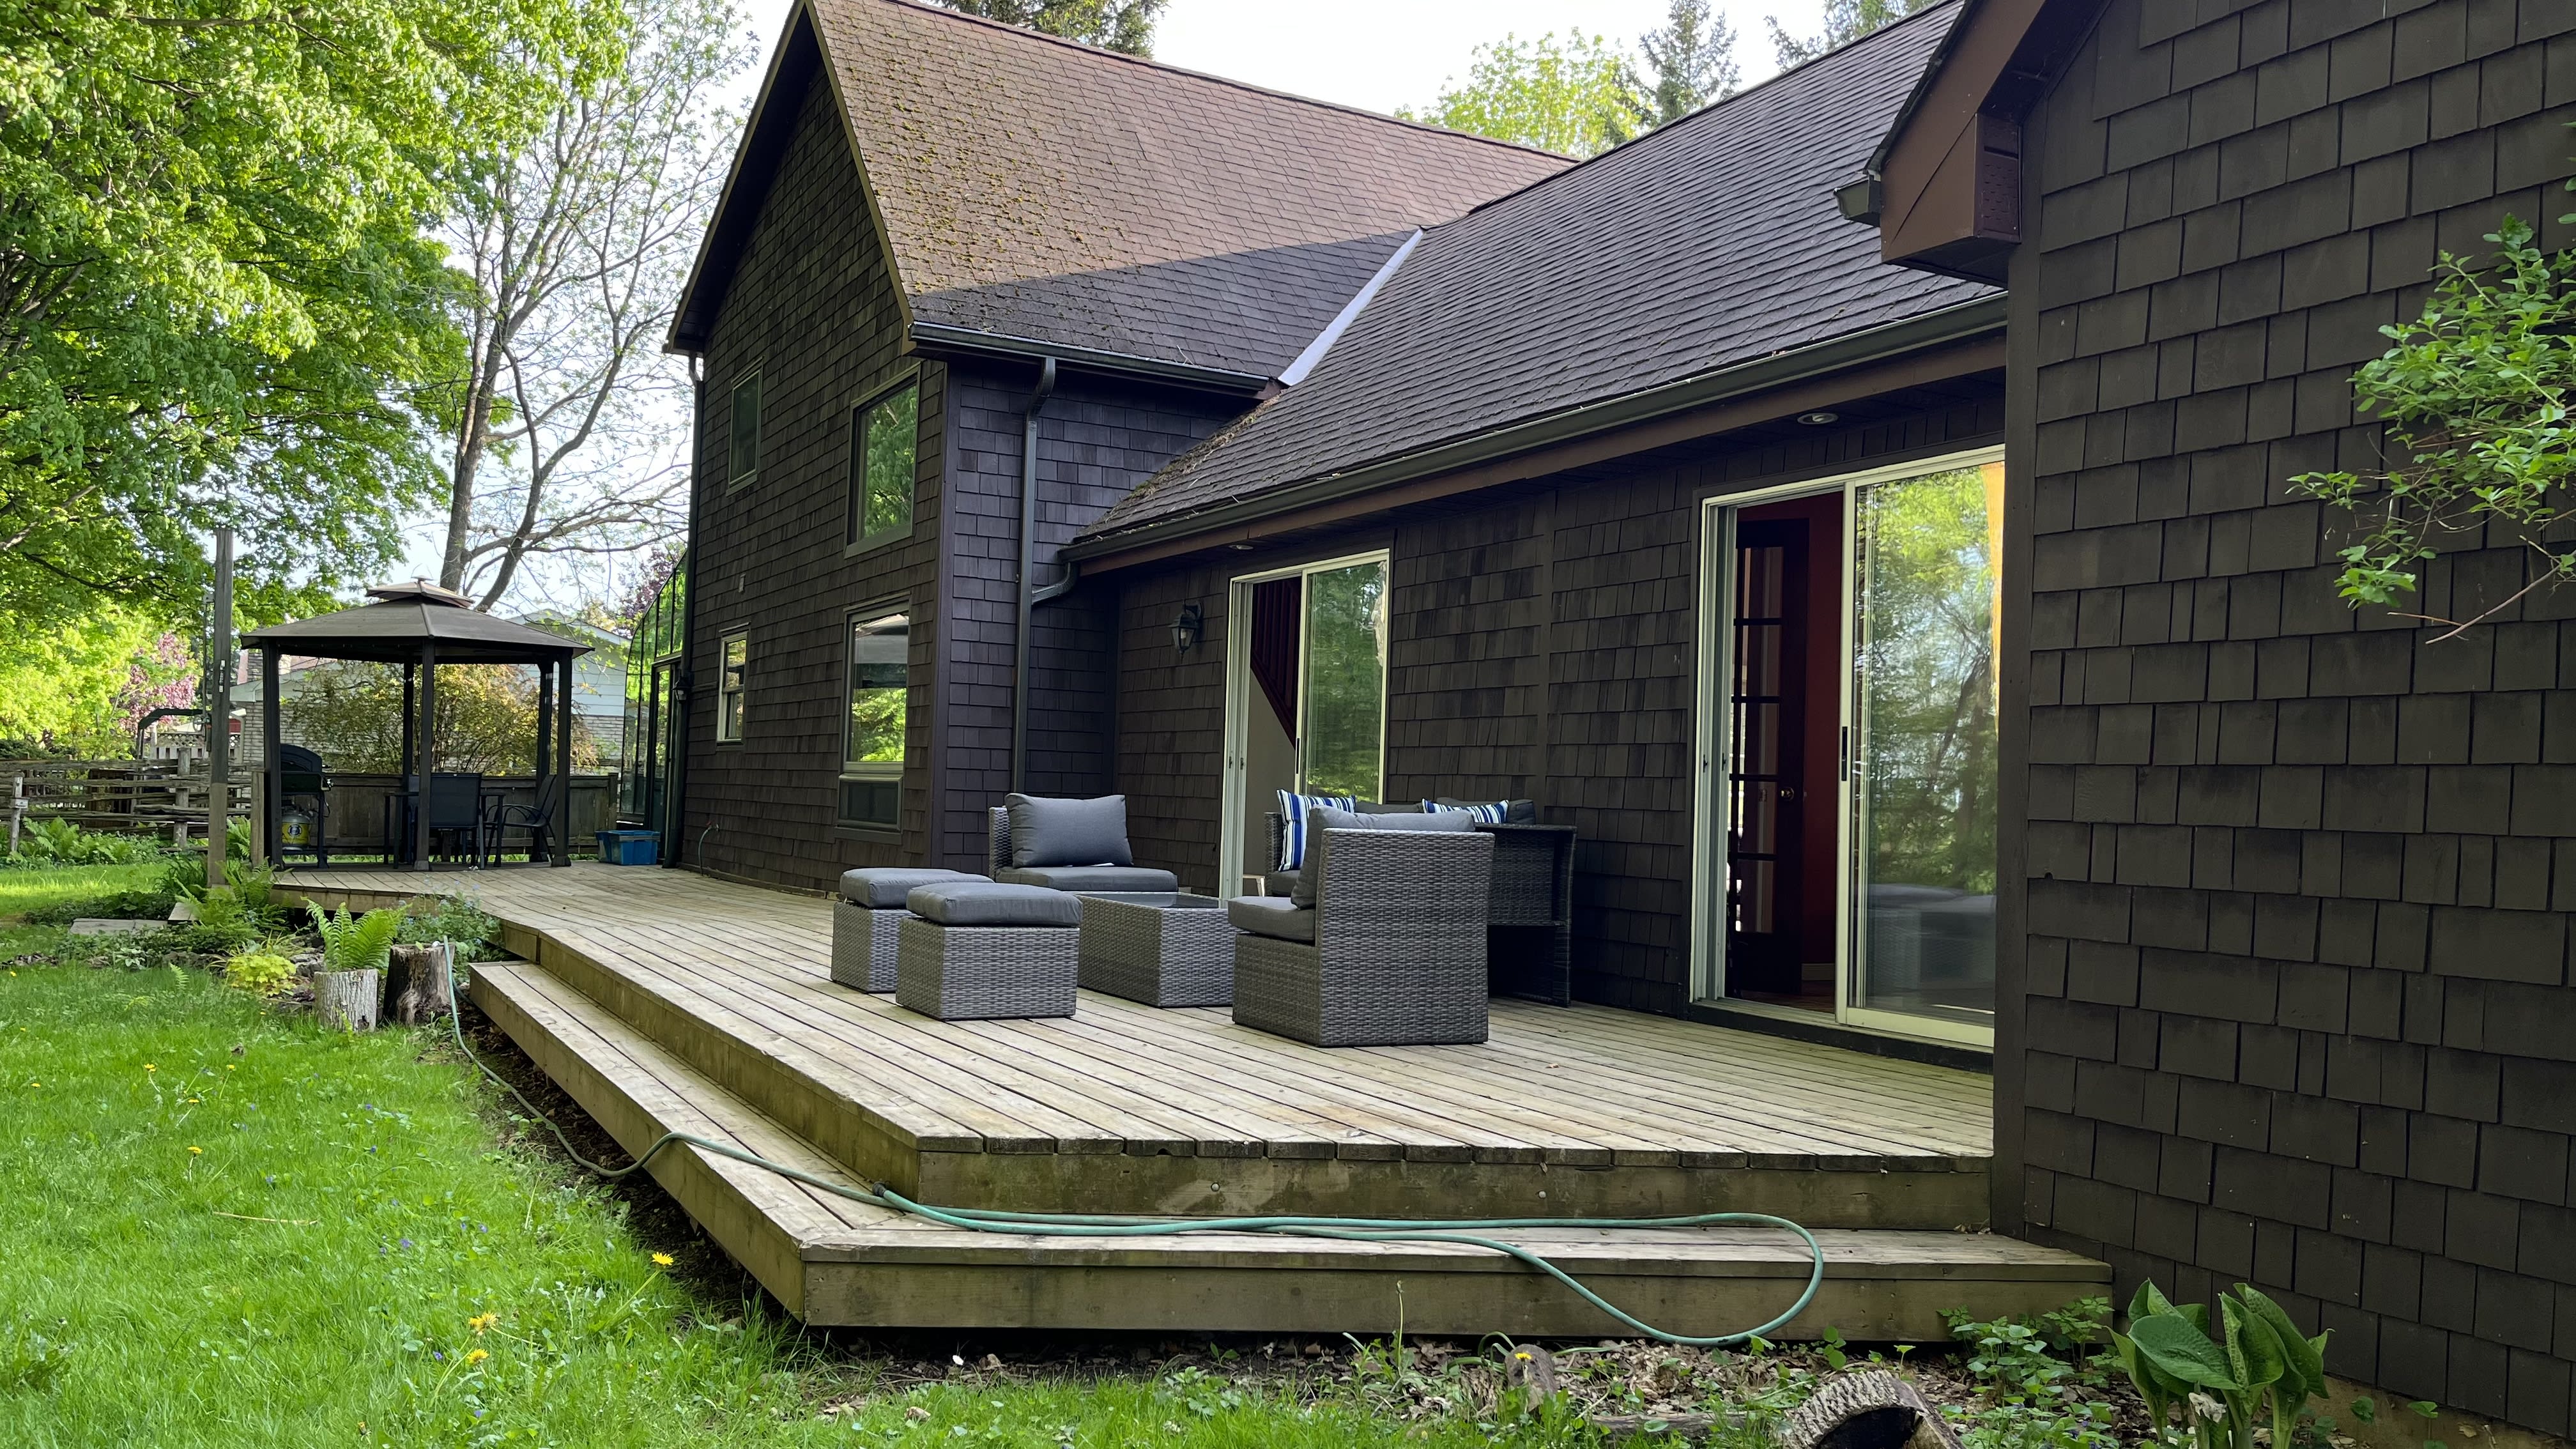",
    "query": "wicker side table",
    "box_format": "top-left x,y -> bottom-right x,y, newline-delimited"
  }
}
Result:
1476,824 -> 1576,1006
1076,892 -> 1232,1007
